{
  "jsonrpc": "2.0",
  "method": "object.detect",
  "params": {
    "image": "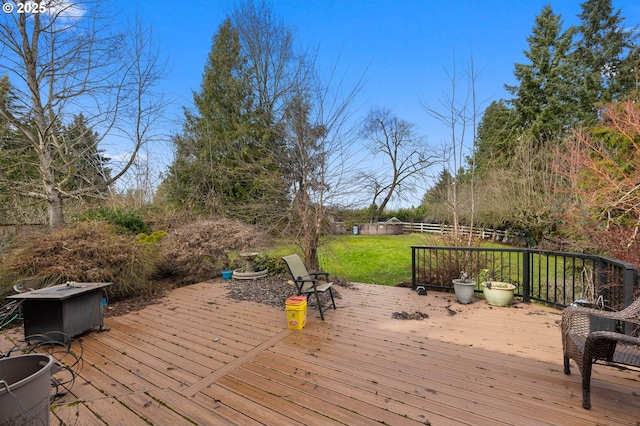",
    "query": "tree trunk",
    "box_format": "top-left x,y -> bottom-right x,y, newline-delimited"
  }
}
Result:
48,189 -> 65,226
374,188 -> 394,223
305,242 -> 319,272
